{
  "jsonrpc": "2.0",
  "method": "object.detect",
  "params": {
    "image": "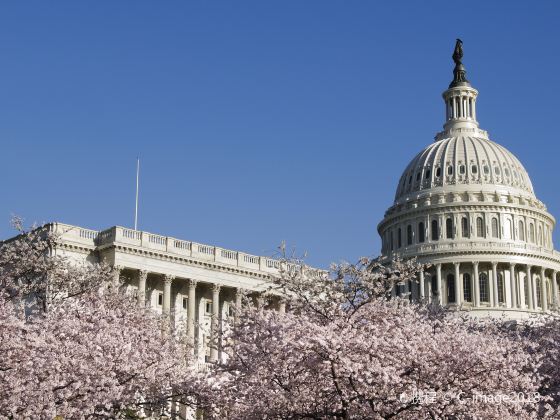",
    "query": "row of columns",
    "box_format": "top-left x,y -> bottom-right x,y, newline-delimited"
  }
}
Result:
115,267 -> 287,363
414,262 -> 559,312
